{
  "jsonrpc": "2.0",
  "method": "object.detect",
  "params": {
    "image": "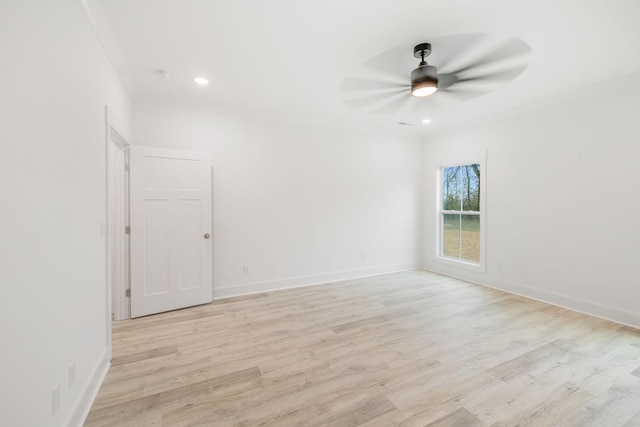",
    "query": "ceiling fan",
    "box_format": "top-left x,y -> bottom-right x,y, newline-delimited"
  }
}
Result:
340,34 -> 531,115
